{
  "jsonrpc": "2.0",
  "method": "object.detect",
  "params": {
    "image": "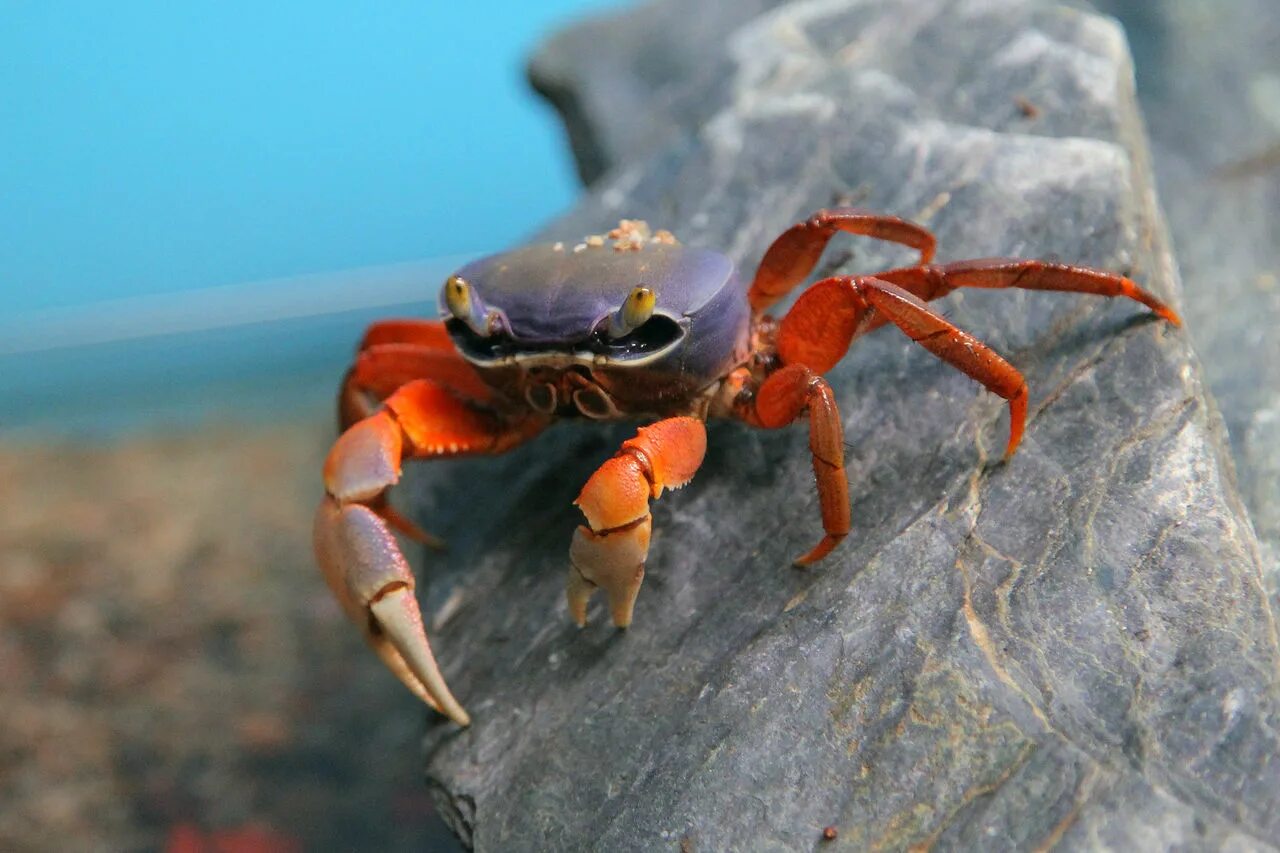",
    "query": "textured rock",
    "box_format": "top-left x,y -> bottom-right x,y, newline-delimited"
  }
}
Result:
416,1 -> 1280,849
1092,0 -> 1280,598
528,0 -> 788,184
